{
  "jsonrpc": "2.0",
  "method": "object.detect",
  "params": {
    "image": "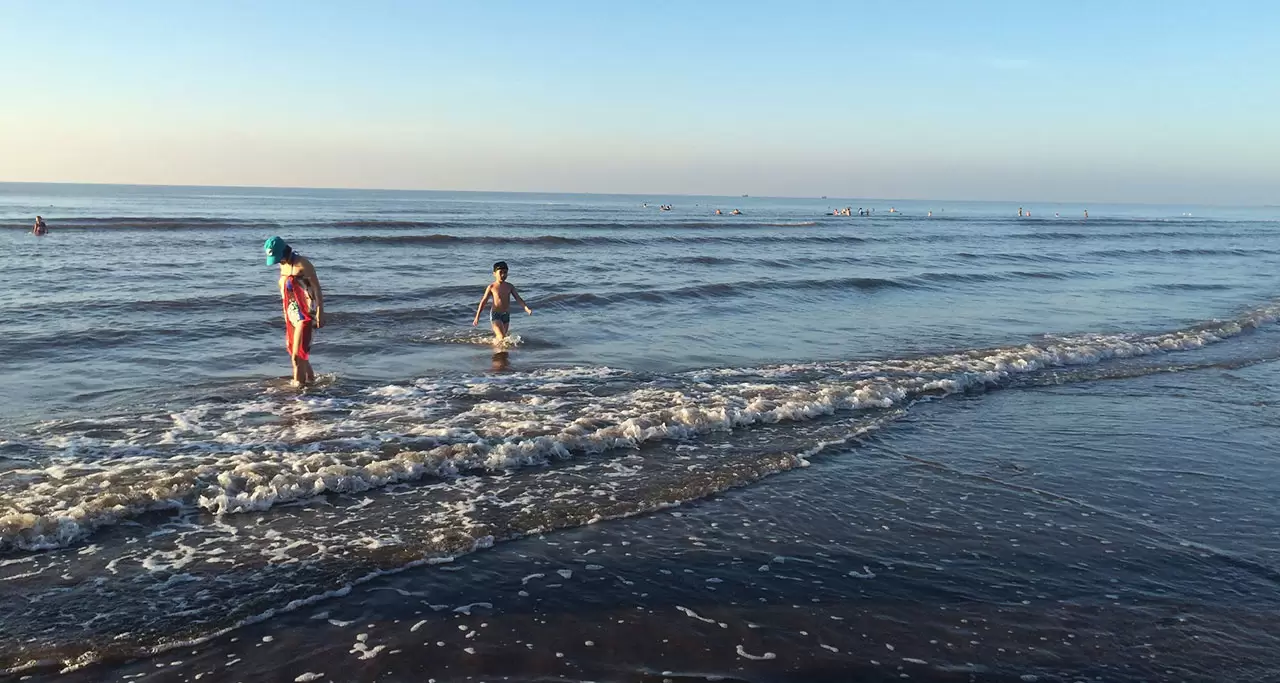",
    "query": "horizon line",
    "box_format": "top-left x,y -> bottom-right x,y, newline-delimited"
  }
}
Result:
0,179 -> 1259,209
